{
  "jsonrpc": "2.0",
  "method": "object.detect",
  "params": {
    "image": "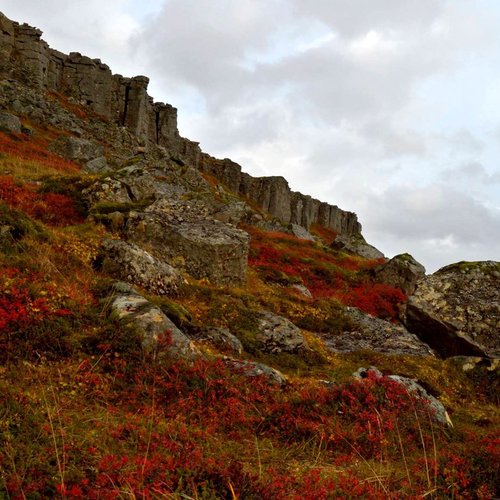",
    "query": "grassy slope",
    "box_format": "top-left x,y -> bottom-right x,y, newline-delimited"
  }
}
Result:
0,100 -> 499,499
